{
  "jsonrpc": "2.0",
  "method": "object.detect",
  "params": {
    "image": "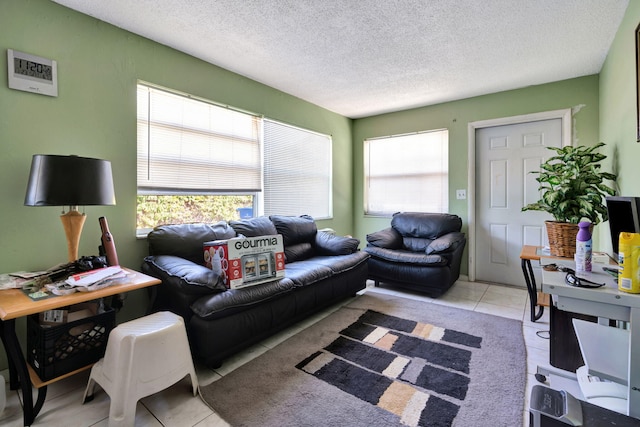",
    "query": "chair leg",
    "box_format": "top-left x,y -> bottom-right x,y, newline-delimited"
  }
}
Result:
189,373 -> 199,396
108,397 -> 138,427
82,376 -> 97,404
